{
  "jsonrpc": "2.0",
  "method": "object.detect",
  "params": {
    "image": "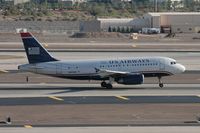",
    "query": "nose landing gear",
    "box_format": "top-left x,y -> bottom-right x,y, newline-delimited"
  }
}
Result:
158,77 -> 164,88
159,83 -> 164,88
